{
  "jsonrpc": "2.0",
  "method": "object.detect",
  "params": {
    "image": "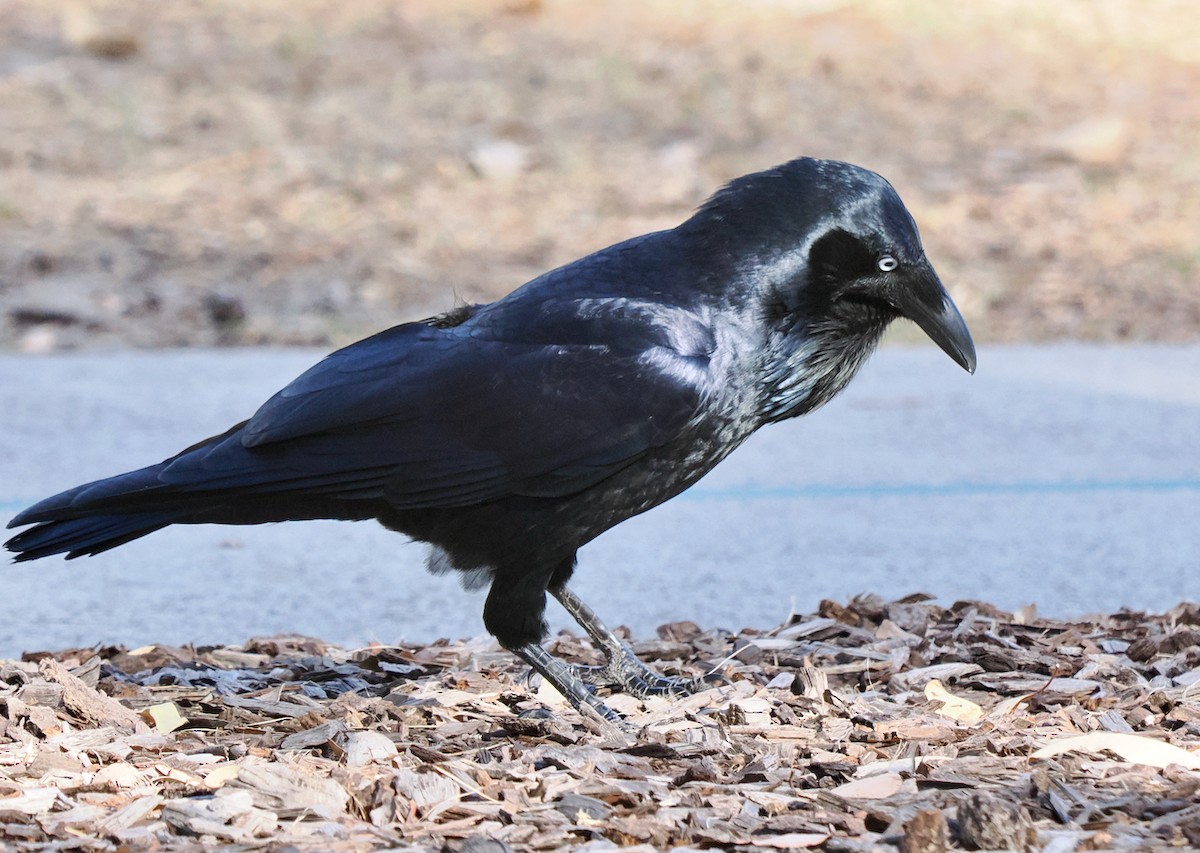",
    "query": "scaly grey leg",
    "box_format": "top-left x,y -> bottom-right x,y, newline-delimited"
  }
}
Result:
511,642 -> 621,723
552,585 -> 703,698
